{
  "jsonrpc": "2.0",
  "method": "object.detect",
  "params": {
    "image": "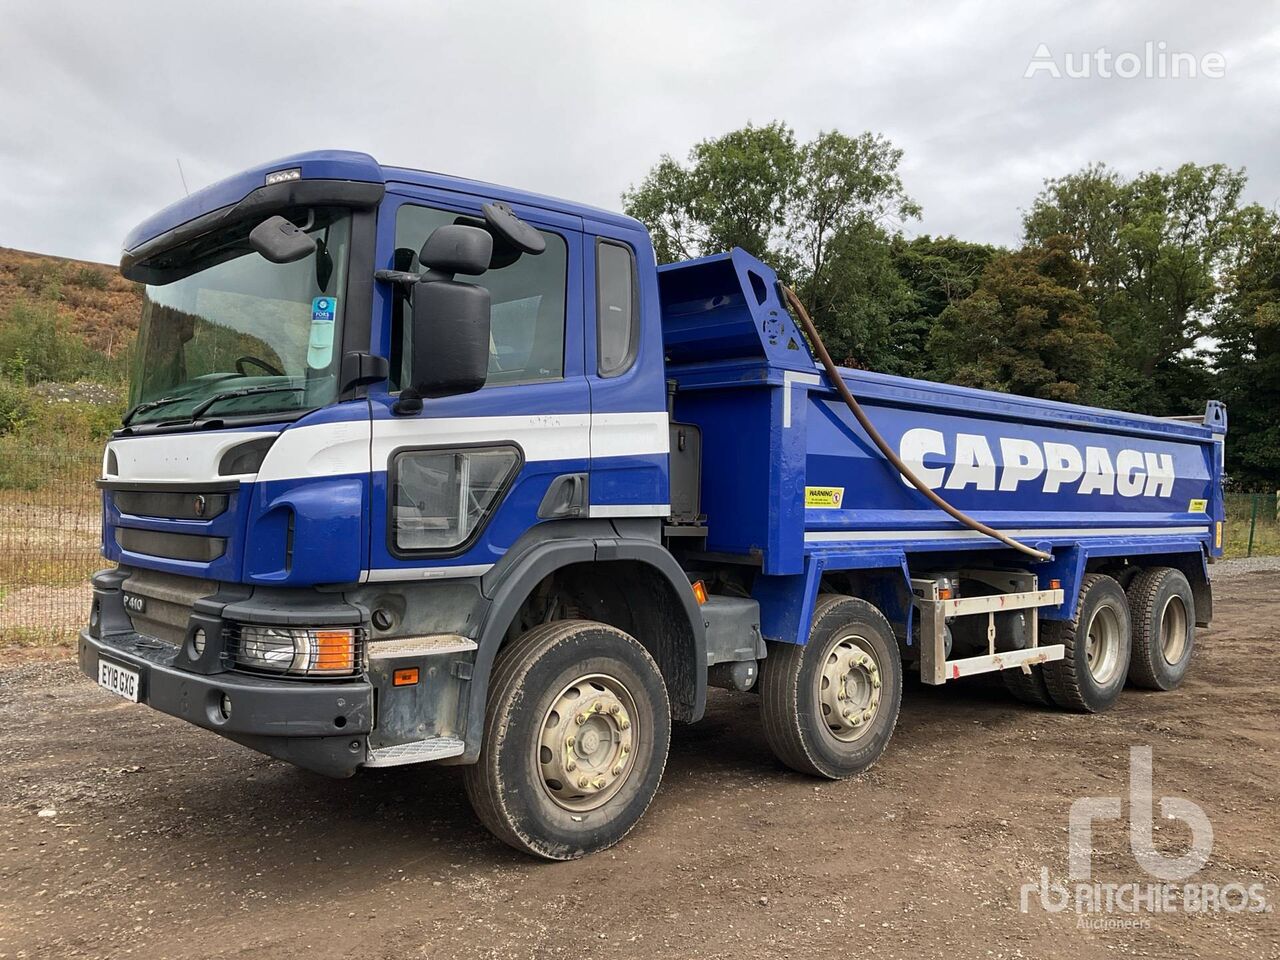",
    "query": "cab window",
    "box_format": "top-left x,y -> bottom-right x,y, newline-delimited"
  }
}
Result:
596,239 -> 638,377
392,204 -> 568,390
